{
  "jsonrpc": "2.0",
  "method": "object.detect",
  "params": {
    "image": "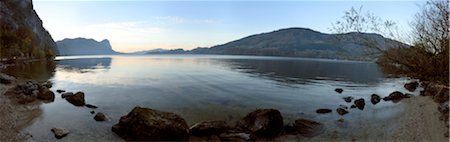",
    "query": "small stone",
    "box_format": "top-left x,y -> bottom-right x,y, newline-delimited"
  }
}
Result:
316,109 -> 332,114
343,96 -> 353,103
94,112 -> 108,121
336,108 -> 349,115
337,118 -> 345,122
404,81 -> 419,92
51,128 -> 70,139
61,92 -> 74,98
85,104 -> 98,109
335,88 -> 344,93
350,105 -> 356,109
371,94 -> 381,105
90,111 -> 95,114
56,89 -> 66,93
354,98 -> 365,110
